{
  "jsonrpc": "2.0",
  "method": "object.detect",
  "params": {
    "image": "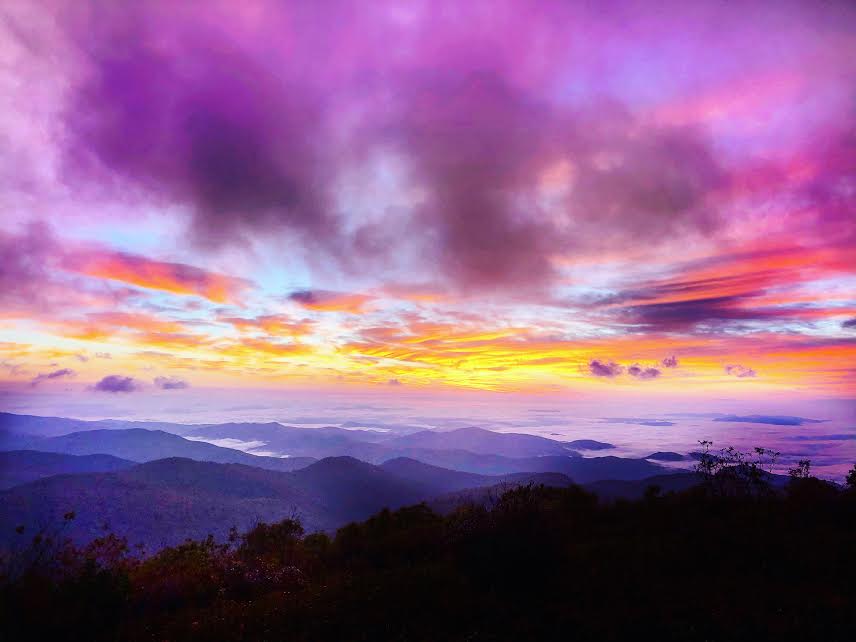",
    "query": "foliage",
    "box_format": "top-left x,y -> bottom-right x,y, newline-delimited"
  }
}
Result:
2,461 -> 855,641
694,441 -> 781,496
